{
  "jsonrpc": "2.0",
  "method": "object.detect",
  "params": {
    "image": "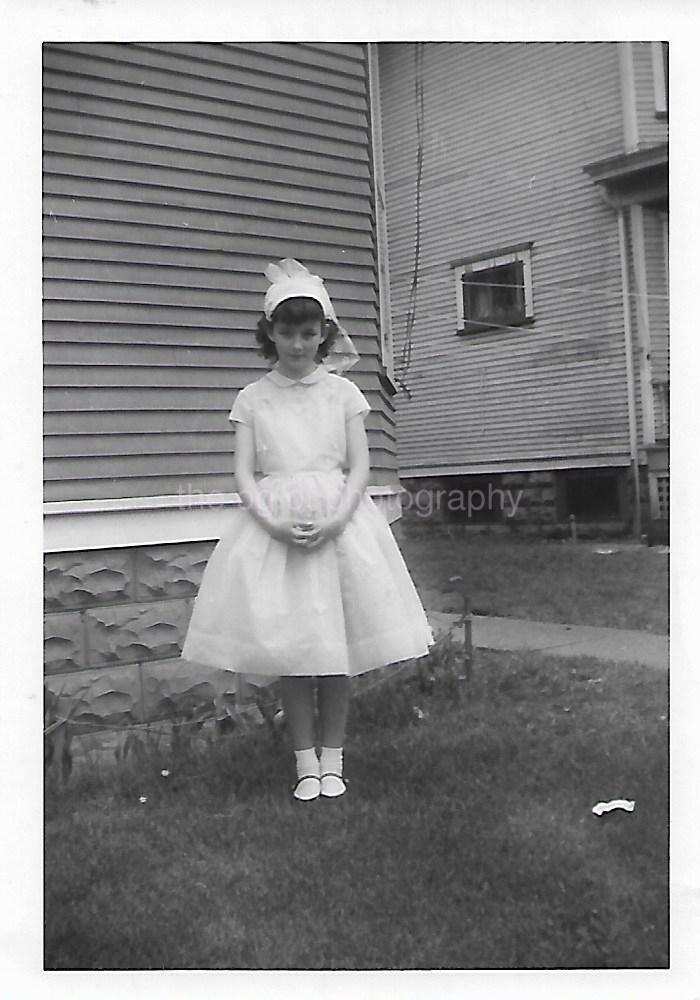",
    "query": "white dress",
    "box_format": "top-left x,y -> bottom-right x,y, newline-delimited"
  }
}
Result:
181,362 -> 434,687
